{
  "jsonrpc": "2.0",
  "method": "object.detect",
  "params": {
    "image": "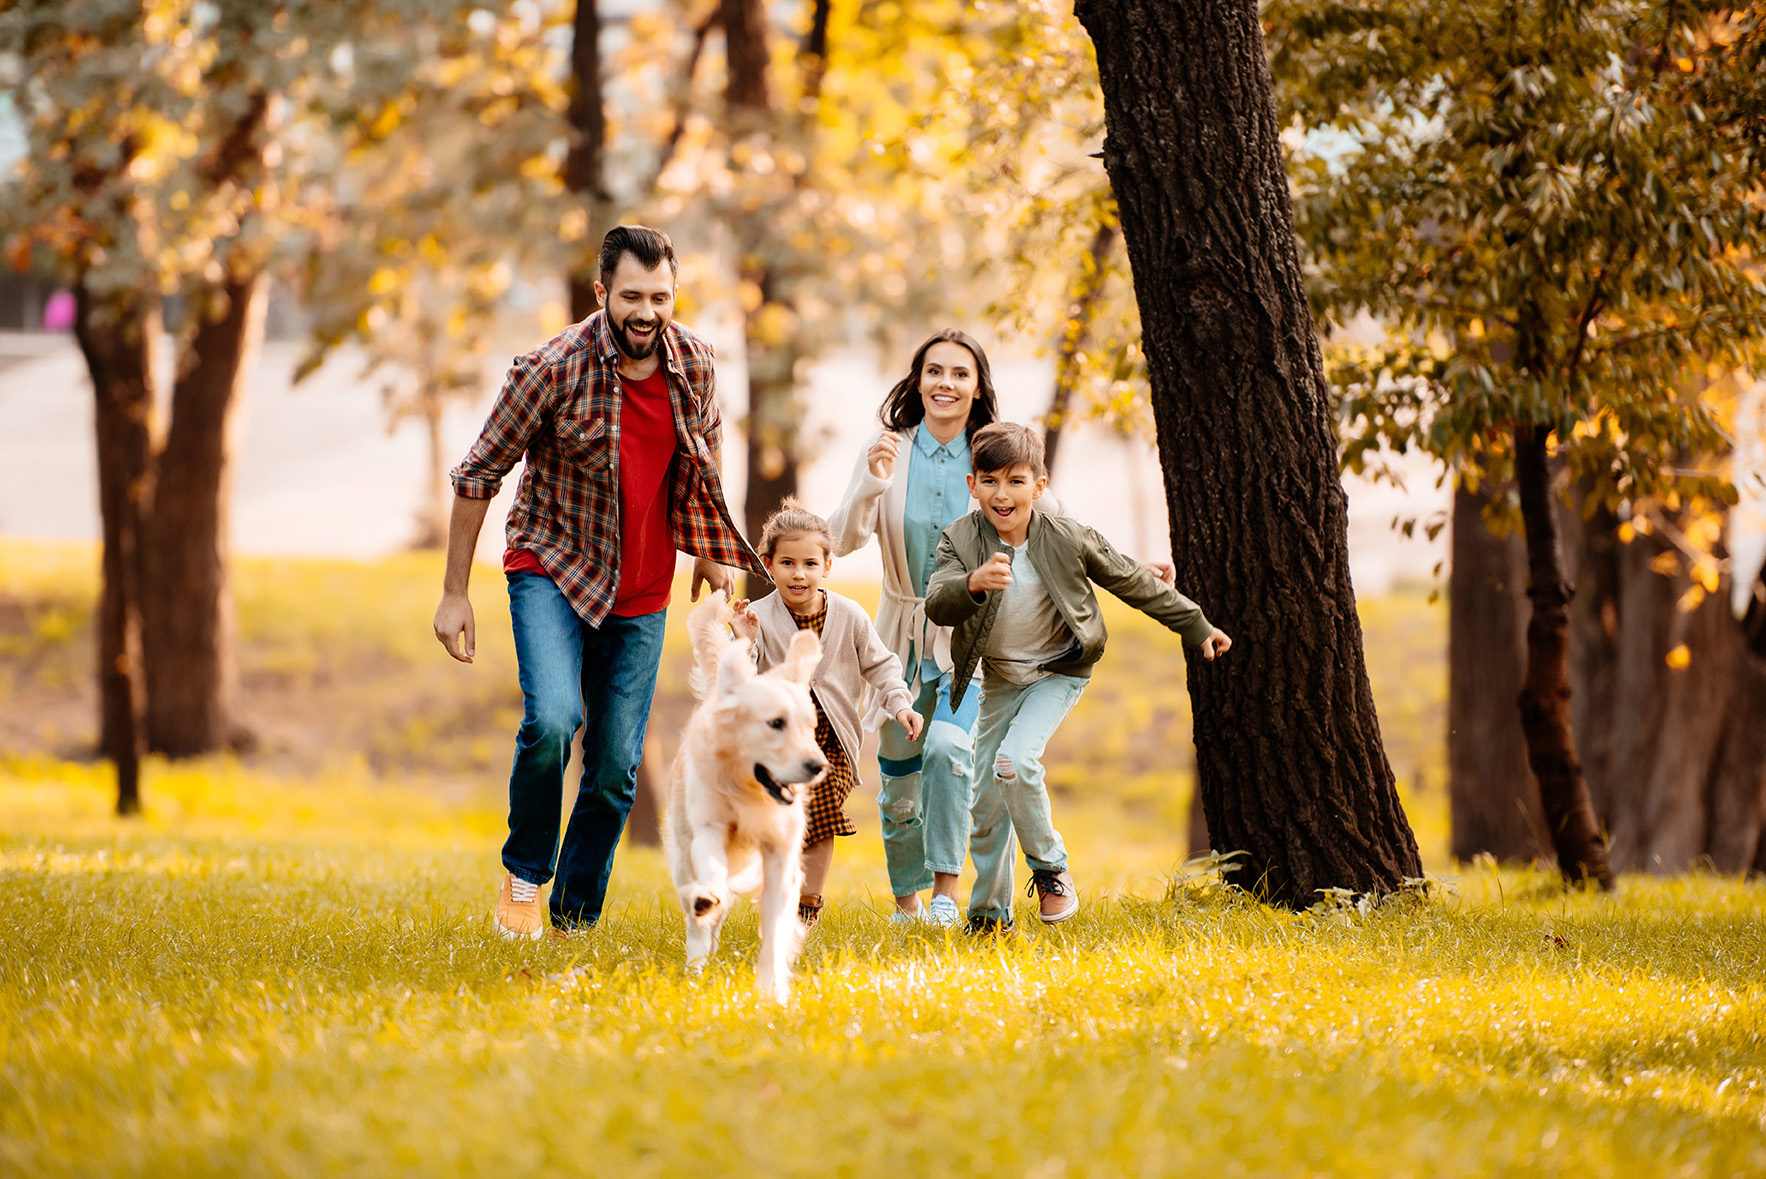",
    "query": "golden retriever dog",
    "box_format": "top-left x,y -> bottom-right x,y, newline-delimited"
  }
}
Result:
664,591 -> 826,1004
